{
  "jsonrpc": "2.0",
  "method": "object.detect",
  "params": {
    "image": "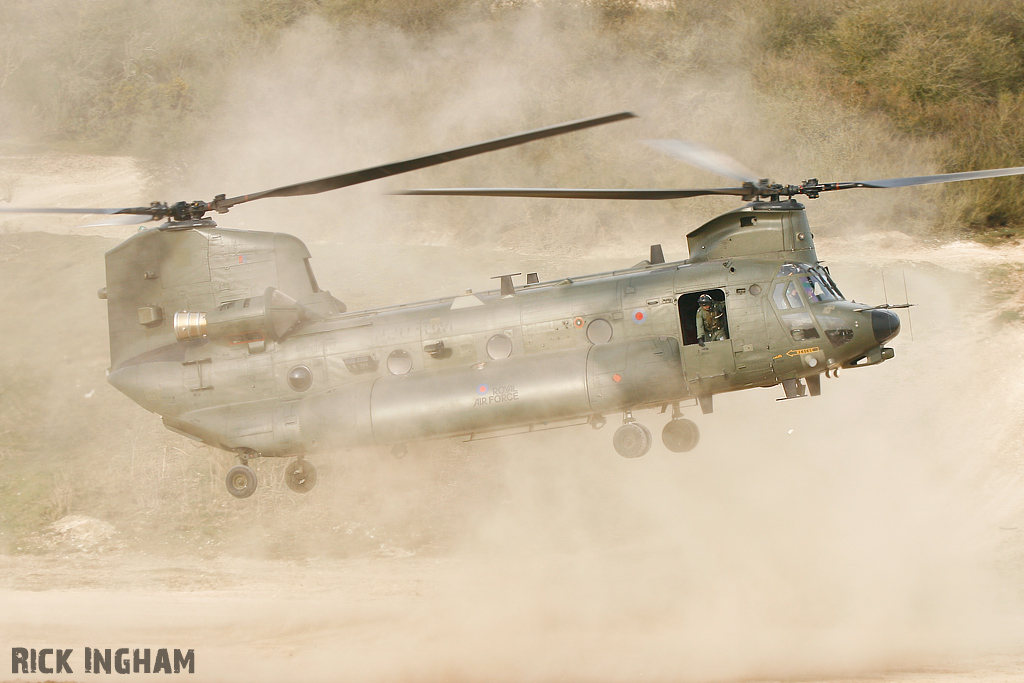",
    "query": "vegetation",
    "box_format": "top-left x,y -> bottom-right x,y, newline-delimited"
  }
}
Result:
754,0 -> 1024,235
